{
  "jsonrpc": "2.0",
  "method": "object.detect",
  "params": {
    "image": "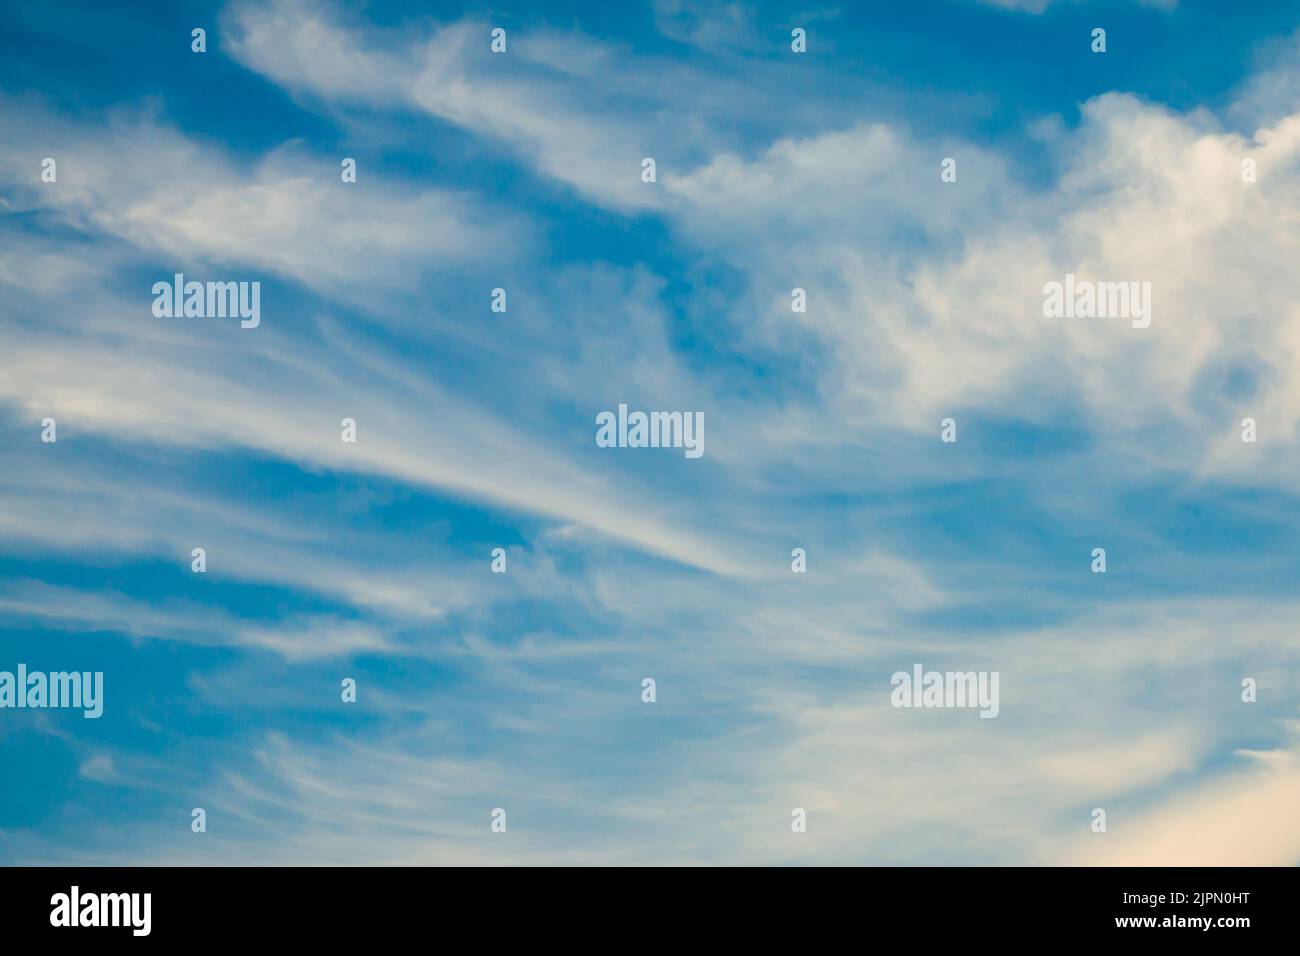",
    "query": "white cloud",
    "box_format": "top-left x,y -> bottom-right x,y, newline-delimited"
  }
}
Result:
3,0 -> 1297,867
0,582 -> 396,660
223,1 -> 661,211
1070,727 -> 1300,866
217,0 -> 1300,490
0,95 -> 520,298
